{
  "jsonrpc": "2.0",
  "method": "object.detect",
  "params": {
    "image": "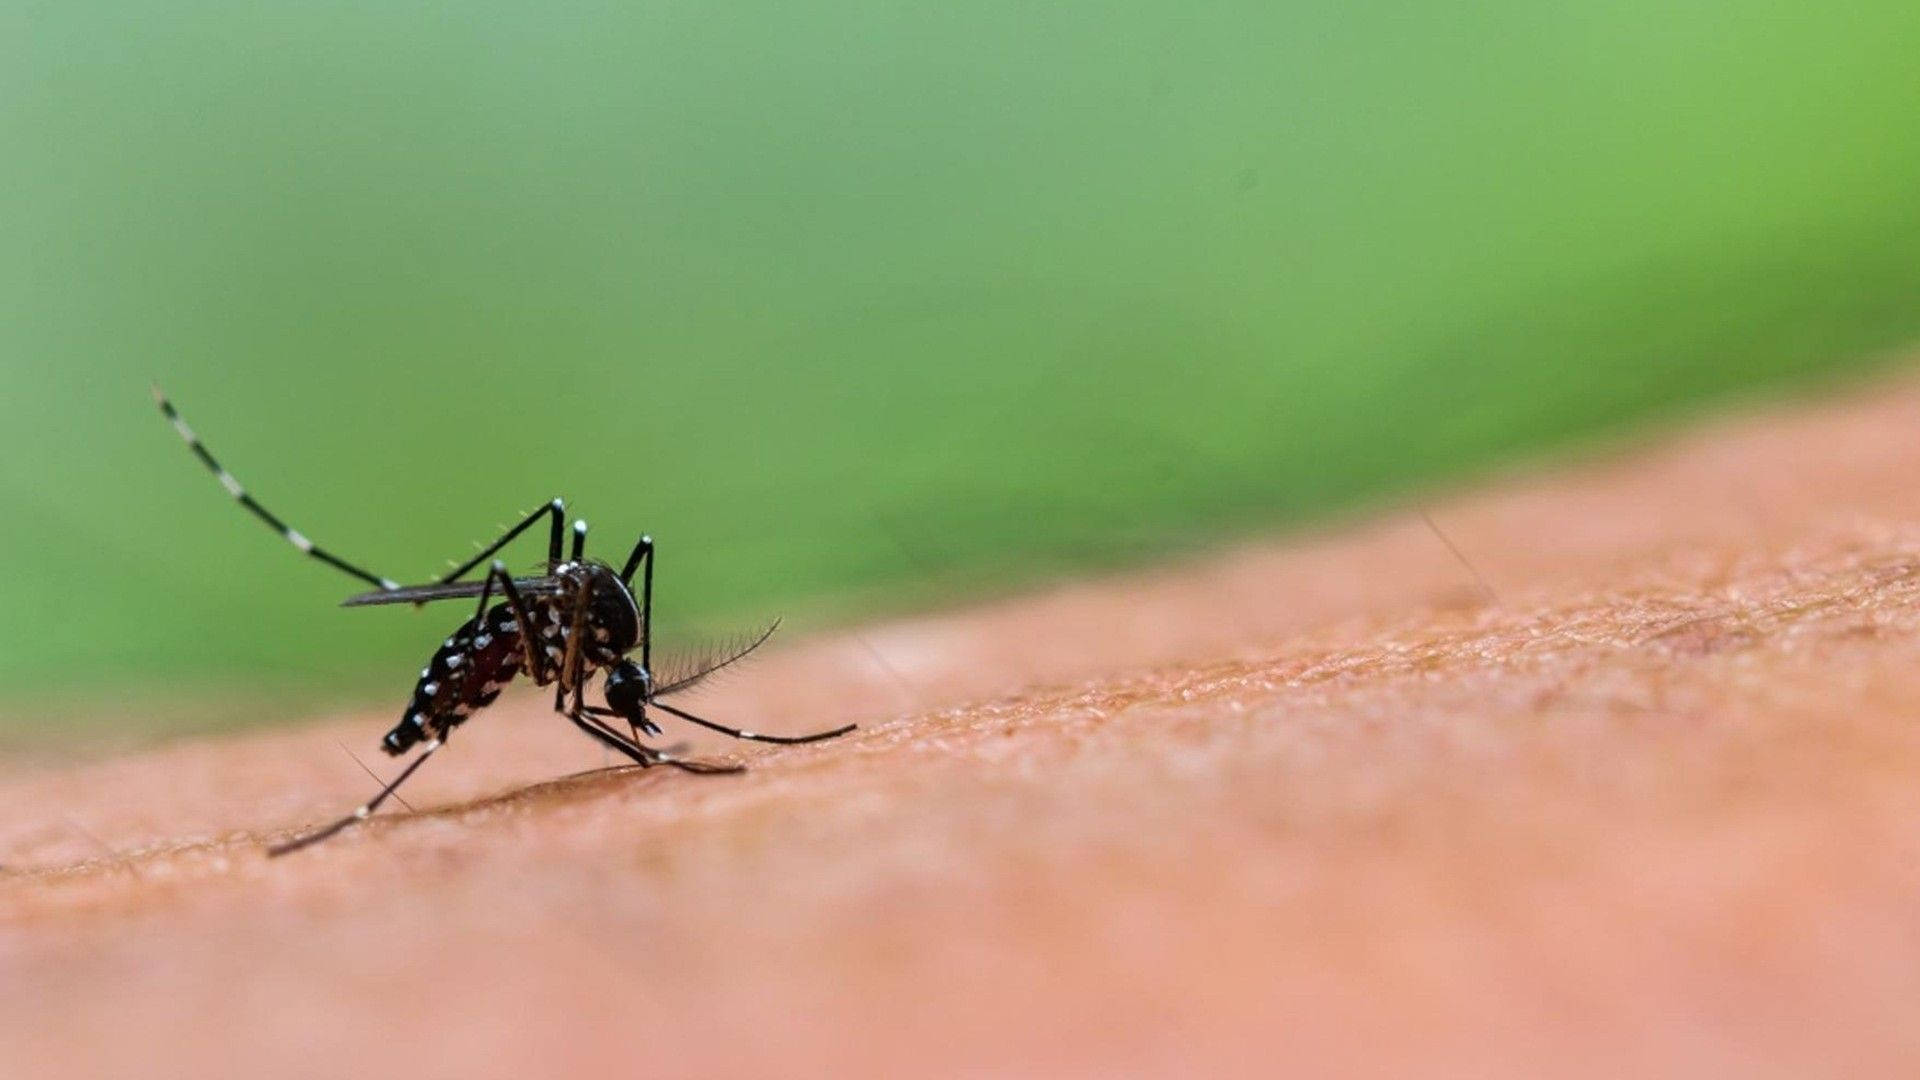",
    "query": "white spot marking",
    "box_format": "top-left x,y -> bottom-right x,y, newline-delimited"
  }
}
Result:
380,579 -> 400,591
422,682 -> 440,697
739,731 -> 757,739
475,634 -> 492,648
218,470 -> 244,497
169,416 -> 196,442
445,654 -> 463,669
353,806 -> 370,819
285,528 -> 313,553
